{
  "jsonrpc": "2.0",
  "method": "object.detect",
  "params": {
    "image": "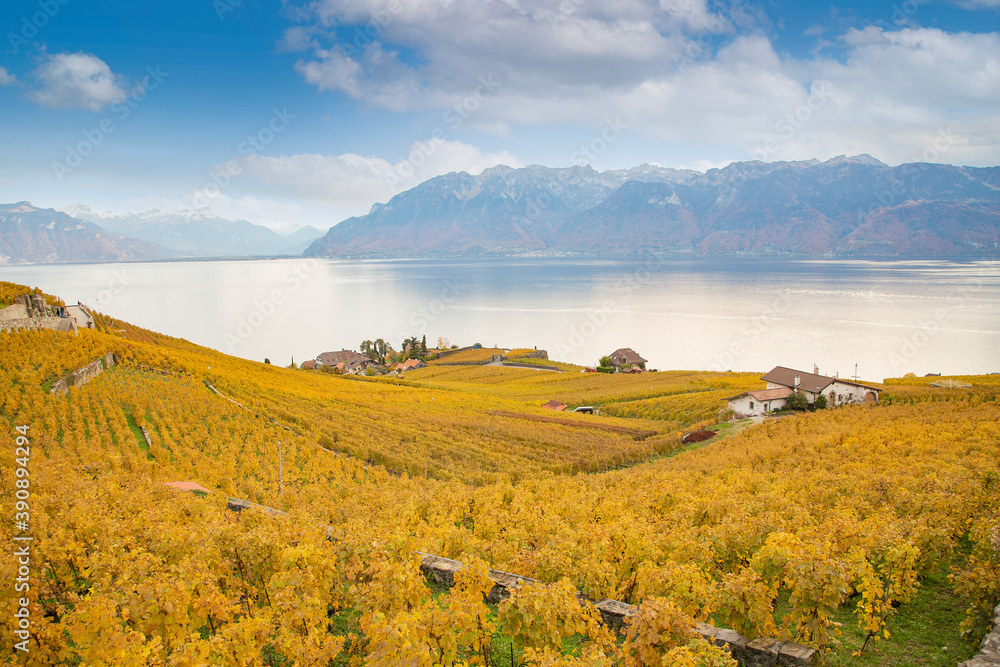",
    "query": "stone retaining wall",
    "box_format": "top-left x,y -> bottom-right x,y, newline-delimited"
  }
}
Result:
419,553 -> 815,667
0,294 -> 77,333
51,352 -> 116,395
960,605 -> 1000,667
